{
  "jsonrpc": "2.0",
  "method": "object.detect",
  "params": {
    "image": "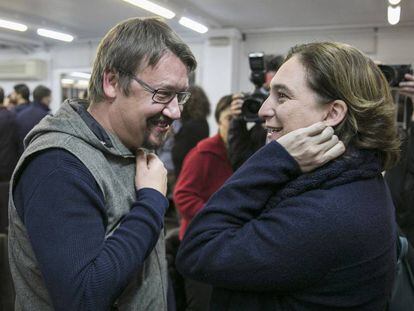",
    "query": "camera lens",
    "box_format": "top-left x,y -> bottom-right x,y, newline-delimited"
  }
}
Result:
378,65 -> 397,86
241,91 -> 268,122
